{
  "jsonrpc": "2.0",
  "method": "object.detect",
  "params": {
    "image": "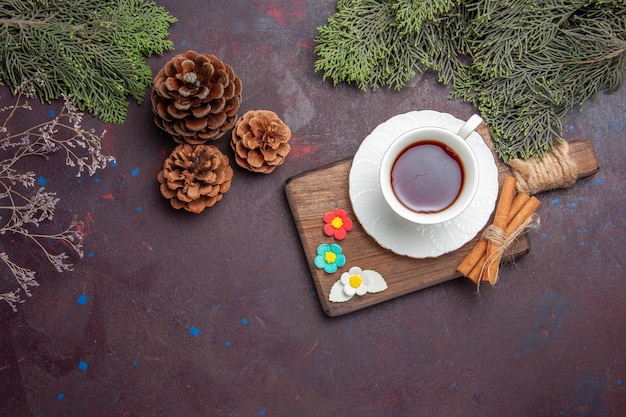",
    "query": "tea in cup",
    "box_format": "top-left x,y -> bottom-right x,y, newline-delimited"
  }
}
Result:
379,114 -> 483,225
